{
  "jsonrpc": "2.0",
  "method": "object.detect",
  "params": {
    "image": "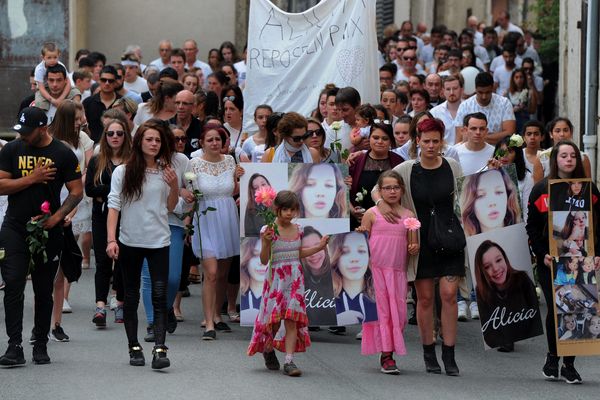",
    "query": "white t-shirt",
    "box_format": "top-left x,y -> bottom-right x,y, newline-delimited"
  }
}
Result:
452,142 -> 495,176
234,60 -> 247,87
323,120 -> 352,152
34,60 -> 68,83
489,54 -> 522,74
124,76 -> 149,94
241,135 -> 265,162
133,103 -> 154,126
455,93 -> 515,134
149,58 -> 169,71
493,65 -> 516,95
430,101 -> 460,145
495,22 -> 524,37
